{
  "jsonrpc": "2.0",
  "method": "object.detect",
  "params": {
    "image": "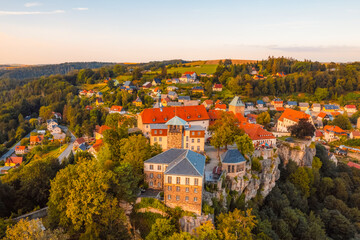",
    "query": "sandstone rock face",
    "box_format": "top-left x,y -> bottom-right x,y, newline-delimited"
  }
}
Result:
277,140 -> 316,167
179,214 -> 214,233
